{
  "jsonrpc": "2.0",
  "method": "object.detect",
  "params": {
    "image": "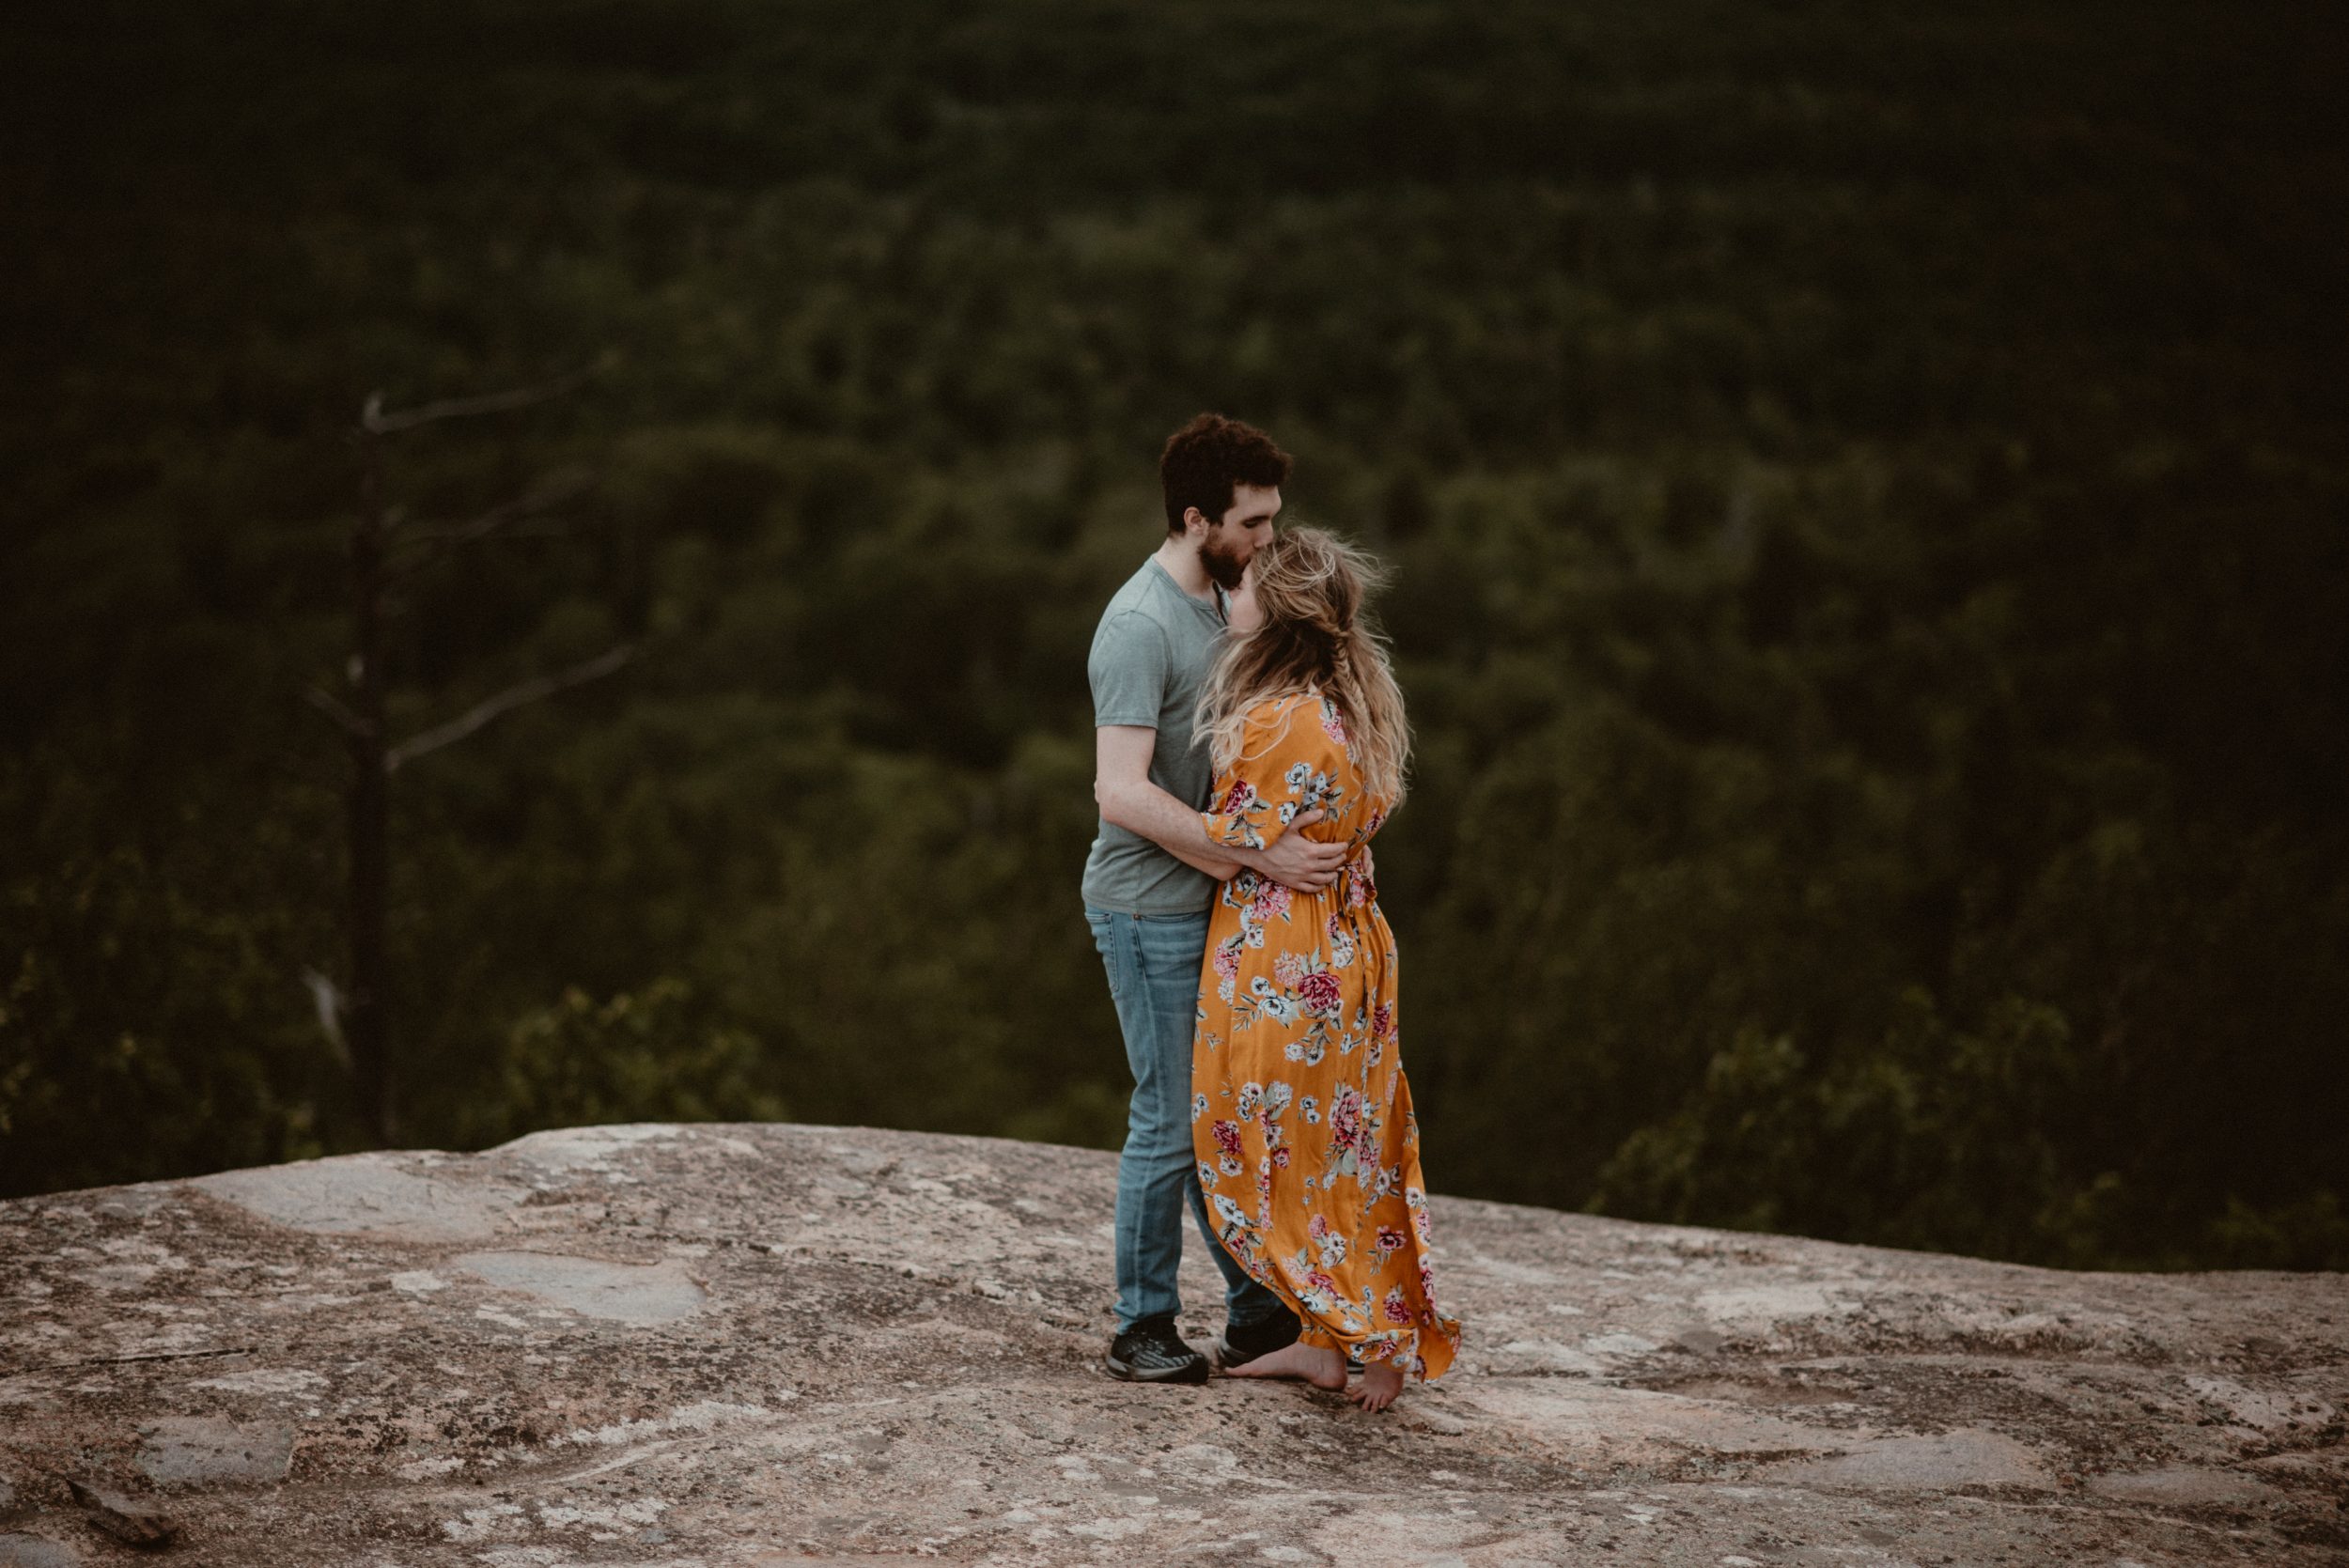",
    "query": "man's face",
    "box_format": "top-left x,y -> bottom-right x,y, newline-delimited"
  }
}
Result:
1194,483 -> 1280,592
